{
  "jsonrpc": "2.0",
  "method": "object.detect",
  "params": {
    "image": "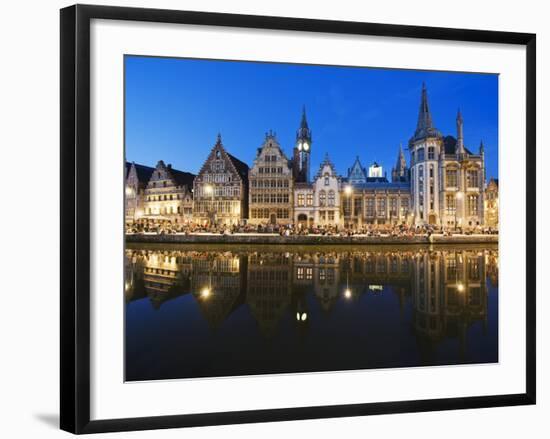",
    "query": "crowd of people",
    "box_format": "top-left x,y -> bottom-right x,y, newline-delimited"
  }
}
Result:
126,220 -> 498,237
